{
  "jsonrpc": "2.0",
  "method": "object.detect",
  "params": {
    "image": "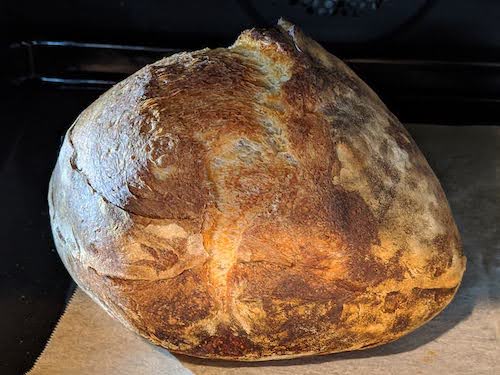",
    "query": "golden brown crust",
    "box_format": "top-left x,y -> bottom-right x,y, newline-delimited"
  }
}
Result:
48,19 -> 466,360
